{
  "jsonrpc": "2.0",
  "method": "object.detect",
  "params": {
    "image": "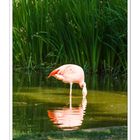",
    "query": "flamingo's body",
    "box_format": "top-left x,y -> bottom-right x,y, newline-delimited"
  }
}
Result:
48,64 -> 87,97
